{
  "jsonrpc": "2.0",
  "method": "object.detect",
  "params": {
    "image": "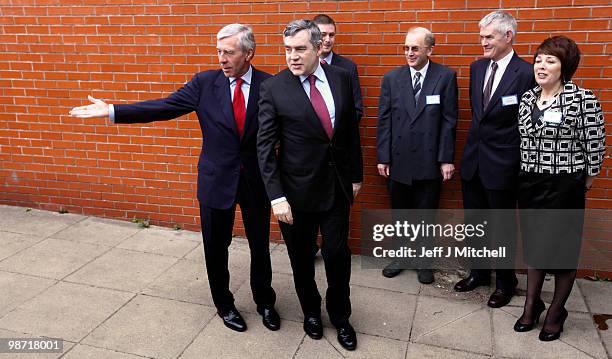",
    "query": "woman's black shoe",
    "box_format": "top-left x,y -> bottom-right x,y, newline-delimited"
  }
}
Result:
539,308 -> 568,341
514,299 -> 545,332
